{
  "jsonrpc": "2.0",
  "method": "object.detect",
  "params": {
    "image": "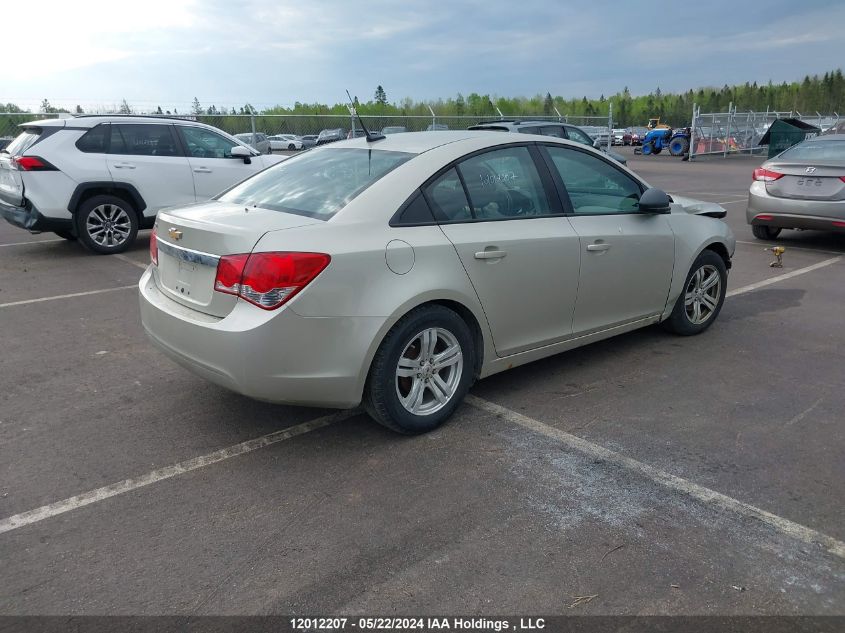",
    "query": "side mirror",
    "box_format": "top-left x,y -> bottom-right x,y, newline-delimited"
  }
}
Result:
231,145 -> 252,164
637,188 -> 672,214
